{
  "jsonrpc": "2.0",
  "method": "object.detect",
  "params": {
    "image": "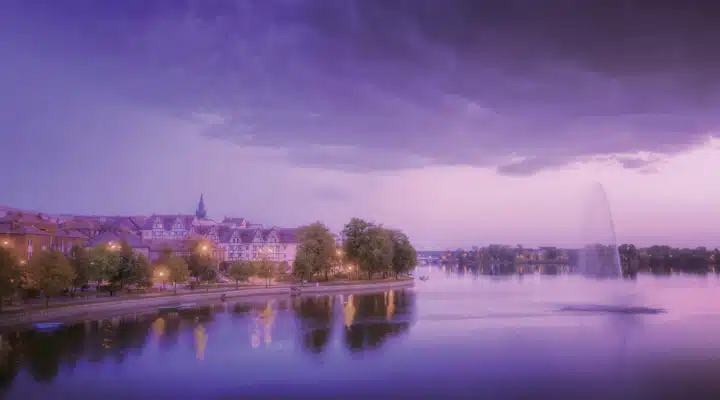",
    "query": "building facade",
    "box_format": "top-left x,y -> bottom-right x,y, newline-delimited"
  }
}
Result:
0,212 -> 89,262
1,194 -> 302,265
